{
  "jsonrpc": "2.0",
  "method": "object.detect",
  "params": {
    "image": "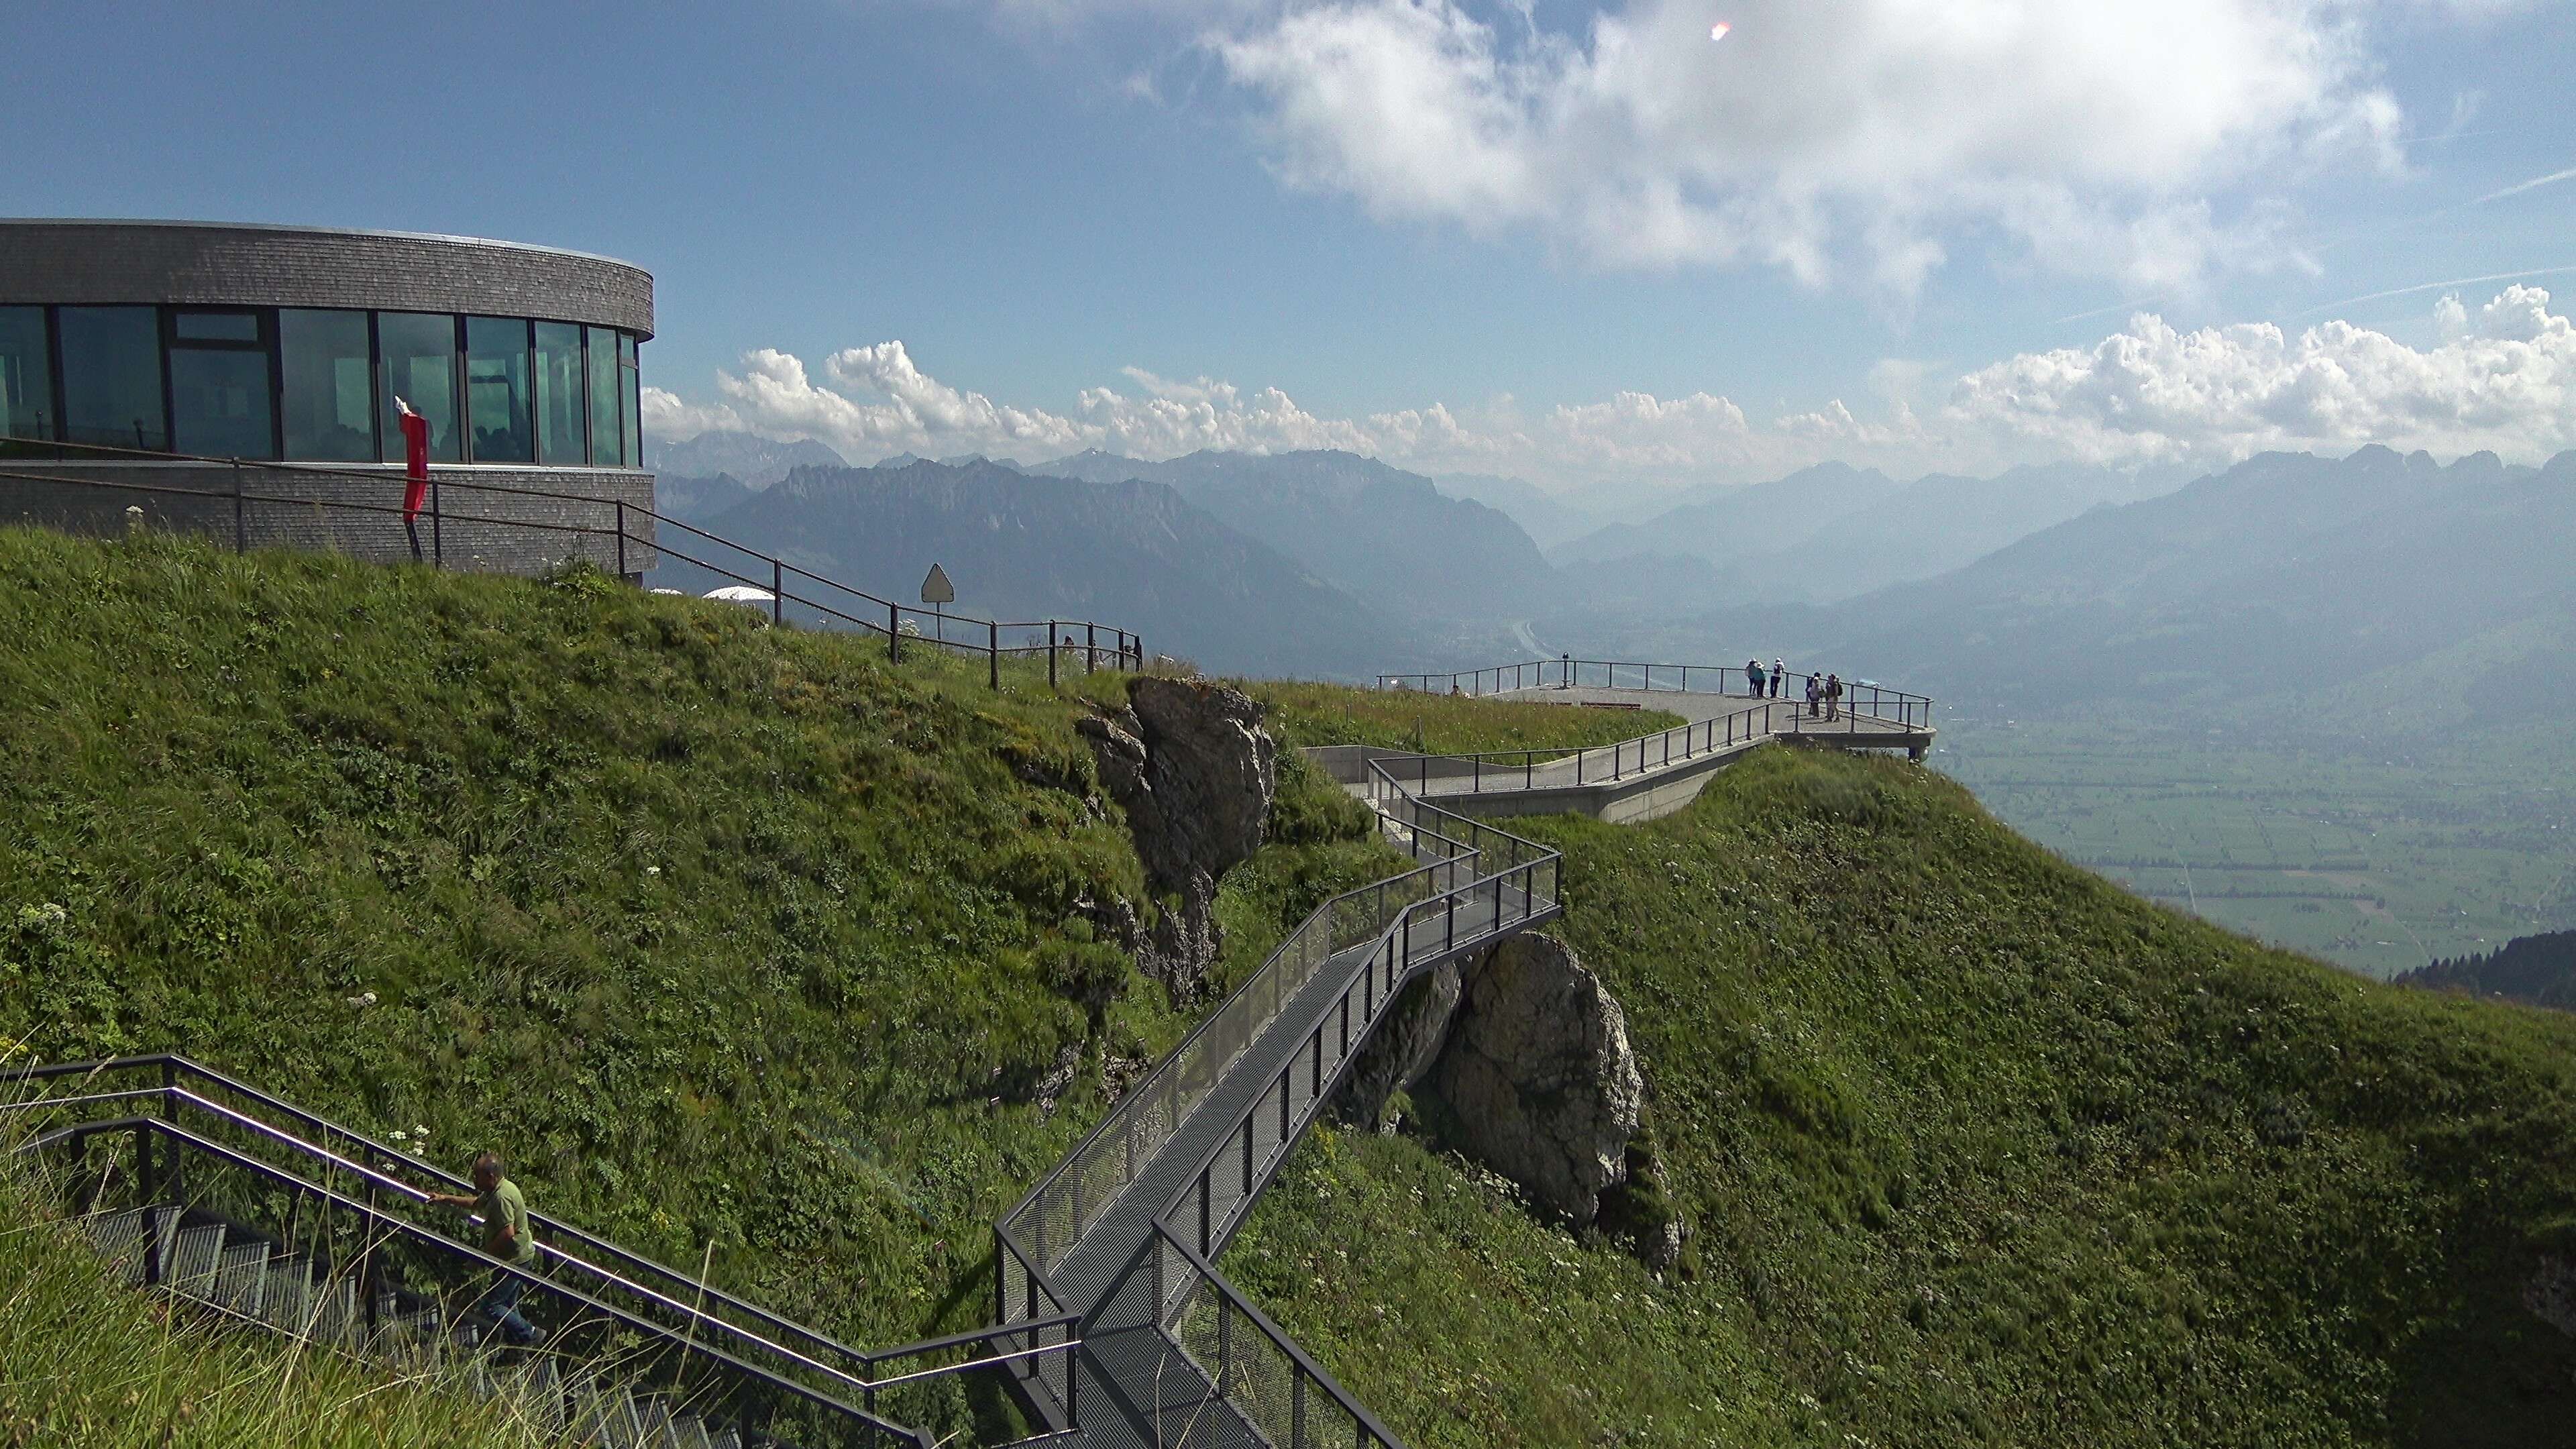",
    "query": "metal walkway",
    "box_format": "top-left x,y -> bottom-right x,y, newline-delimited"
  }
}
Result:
993,660 -> 1935,1448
